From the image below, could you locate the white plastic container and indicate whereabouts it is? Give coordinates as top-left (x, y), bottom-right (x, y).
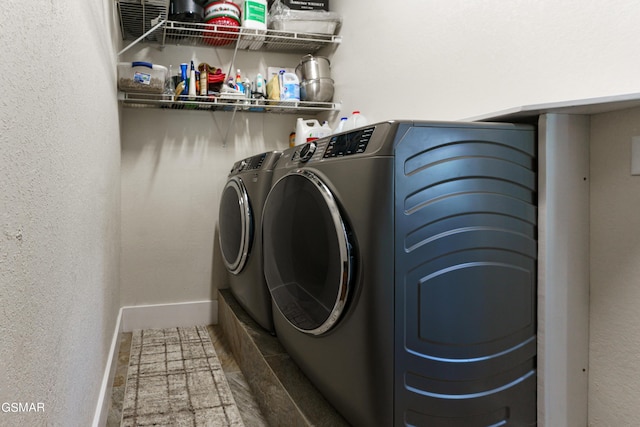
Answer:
top-left (269, 9), bottom-right (341, 34)
top-left (333, 117), bottom-right (347, 134)
top-left (242, 0), bottom-right (267, 29)
top-left (117, 62), bottom-right (168, 94)
top-left (309, 121), bottom-right (331, 140)
top-left (280, 72), bottom-right (300, 101)
top-left (239, 0), bottom-right (267, 48)
top-left (342, 110), bottom-right (368, 131)
top-left (295, 118), bottom-right (322, 146)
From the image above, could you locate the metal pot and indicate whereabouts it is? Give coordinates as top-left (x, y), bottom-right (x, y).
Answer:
top-left (300, 77), bottom-right (334, 102)
top-left (296, 55), bottom-right (332, 82)
top-left (169, 0), bottom-right (204, 23)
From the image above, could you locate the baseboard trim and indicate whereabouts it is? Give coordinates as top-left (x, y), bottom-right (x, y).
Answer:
top-left (121, 300), bottom-right (218, 332)
top-left (92, 306), bottom-right (124, 427)
top-left (92, 300), bottom-right (218, 426)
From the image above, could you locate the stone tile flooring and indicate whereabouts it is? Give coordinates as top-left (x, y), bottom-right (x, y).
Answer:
top-left (107, 290), bottom-right (346, 427)
top-left (107, 325), bottom-right (268, 426)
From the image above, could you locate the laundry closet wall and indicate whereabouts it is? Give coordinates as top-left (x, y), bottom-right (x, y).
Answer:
top-left (119, 45), bottom-right (297, 305)
top-left (0, 0), bottom-right (121, 425)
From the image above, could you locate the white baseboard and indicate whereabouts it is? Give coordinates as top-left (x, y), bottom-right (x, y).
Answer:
top-left (92, 306), bottom-right (124, 427)
top-left (121, 300), bottom-right (218, 332)
top-left (92, 300), bottom-right (218, 426)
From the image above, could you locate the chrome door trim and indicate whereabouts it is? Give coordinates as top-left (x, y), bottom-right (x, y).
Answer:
top-left (220, 176), bottom-right (252, 274)
top-left (267, 168), bottom-right (352, 336)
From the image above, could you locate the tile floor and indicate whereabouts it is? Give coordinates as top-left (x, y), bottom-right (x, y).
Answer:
top-left (107, 289), bottom-right (347, 427)
top-left (107, 323), bottom-right (268, 426)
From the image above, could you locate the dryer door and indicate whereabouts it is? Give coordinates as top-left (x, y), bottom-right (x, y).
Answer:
top-left (218, 176), bottom-right (252, 274)
top-left (262, 169), bottom-right (353, 336)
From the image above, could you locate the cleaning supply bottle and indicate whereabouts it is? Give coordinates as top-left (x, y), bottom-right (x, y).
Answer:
top-left (280, 71), bottom-right (300, 101)
top-left (180, 63), bottom-right (189, 95)
top-left (188, 61), bottom-right (197, 100)
top-left (236, 69), bottom-right (243, 93)
top-left (320, 120), bottom-right (332, 137)
top-left (343, 111), bottom-right (368, 131)
top-left (333, 117), bottom-right (348, 134)
top-left (255, 73), bottom-right (265, 97)
top-left (242, 0), bottom-right (267, 30)
top-left (199, 65), bottom-right (207, 96)
top-left (295, 118), bottom-right (322, 146)
top-left (289, 129), bottom-right (296, 148)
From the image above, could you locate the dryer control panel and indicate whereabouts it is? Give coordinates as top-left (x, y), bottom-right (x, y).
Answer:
top-left (290, 126), bottom-right (377, 164)
top-left (323, 127), bottom-right (375, 158)
top-left (230, 152), bottom-right (267, 174)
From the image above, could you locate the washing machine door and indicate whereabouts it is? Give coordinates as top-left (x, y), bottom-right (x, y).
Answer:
top-left (262, 169), bottom-right (353, 336)
top-left (219, 176), bottom-right (252, 274)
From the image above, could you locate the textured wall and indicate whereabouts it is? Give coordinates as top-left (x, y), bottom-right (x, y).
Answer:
top-left (330, 0), bottom-right (640, 122)
top-left (0, 0), bottom-right (120, 425)
top-left (589, 107), bottom-right (640, 425)
top-left (119, 45), bottom-right (293, 305)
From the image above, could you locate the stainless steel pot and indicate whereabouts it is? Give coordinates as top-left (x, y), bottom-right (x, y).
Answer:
top-left (296, 55), bottom-right (332, 81)
top-left (300, 77), bottom-right (334, 102)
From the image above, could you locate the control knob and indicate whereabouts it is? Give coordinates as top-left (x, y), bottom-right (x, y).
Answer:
top-left (298, 141), bottom-right (317, 162)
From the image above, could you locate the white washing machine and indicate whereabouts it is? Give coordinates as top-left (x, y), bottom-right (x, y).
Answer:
top-left (261, 121), bottom-right (538, 426)
top-left (218, 151), bottom-right (280, 332)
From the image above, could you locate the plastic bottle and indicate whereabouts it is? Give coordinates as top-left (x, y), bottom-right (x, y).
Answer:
top-left (343, 111), bottom-right (368, 131)
top-left (280, 72), bottom-right (300, 101)
top-left (180, 63), bottom-right (188, 95)
top-left (289, 130), bottom-right (296, 148)
top-left (188, 61), bottom-right (197, 100)
top-left (320, 120), bottom-right (332, 137)
top-left (242, 0), bottom-right (267, 30)
top-left (165, 64), bottom-right (175, 95)
top-left (295, 118), bottom-right (322, 146)
top-left (236, 69), bottom-right (243, 93)
top-left (333, 117), bottom-right (347, 134)
top-left (310, 122), bottom-right (331, 140)
top-left (255, 73), bottom-right (265, 97)
top-left (199, 65), bottom-right (207, 96)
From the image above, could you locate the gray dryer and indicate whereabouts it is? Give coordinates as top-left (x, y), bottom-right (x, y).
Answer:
top-left (261, 121), bottom-right (537, 426)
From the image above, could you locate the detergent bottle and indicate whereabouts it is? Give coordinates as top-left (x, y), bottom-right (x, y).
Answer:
top-left (295, 118), bottom-right (322, 146)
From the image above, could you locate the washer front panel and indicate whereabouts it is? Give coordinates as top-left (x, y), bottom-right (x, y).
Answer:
top-left (262, 169), bottom-right (352, 335)
top-left (219, 176), bottom-right (252, 274)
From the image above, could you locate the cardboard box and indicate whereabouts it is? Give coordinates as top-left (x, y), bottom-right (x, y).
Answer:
top-left (281, 0), bottom-right (329, 11)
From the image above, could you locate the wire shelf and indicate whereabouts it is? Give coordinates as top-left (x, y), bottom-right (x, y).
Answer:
top-left (116, 0), bottom-right (341, 53)
top-left (119, 92), bottom-right (340, 114)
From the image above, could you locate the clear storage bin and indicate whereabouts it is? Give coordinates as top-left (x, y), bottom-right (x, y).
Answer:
top-left (117, 62), bottom-right (168, 94)
top-left (268, 0), bottom-right (341, 35)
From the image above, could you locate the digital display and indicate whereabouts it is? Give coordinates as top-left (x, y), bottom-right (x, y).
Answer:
top-left (324, 127), bottom-right (374, 158)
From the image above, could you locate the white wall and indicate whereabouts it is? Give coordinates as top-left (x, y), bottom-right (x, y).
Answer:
top-left (120, 105), bottom-right (288, 304)
top-left (331, 0), bottom-right (640, 122)
top-left (119, 46), bottom-right (293, 305)
top-left (0, 0), bottom-right (120, 425)
top-left (589, 107), bottom-right (640, 425)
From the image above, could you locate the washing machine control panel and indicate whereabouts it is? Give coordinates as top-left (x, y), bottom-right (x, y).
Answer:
top-left (323, 127), bottom-right (375, 158)
top-left (232, 152), bottom-right (267, 174)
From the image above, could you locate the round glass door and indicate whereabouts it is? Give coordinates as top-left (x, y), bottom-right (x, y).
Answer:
top-left (218, 177), bottom-right (252, 274)
top-left (262, 169), bottom-right (353, 335)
